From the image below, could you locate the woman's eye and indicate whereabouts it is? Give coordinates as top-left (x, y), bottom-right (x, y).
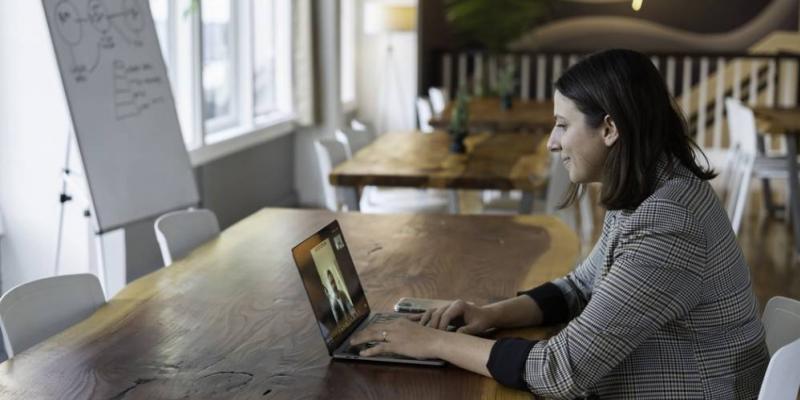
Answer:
top-left (555, 124), bottom-right (566, 129)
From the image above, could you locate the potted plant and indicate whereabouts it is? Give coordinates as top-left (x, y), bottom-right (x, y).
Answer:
top-left (496, 63), bottom-right (516, 110)
top-left (448, 89), bottom-right (470, 154)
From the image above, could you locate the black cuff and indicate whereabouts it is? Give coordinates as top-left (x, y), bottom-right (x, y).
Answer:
top-left (487, 337), bottom-right (537, 390)
top-left (518, 282), bottom-right (569, 325)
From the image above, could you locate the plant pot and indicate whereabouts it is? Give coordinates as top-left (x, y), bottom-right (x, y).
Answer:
top-left (500, 94), bottom-right (513, 110)
top-left (449, 132), bottom-right (467, 154)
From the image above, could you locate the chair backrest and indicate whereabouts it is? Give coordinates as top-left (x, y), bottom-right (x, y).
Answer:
top-left (762, 295), bottom-right (800, 356)
top-left (0, 273), bottom-right (105, 358)
top-left (723, 98), bottom-right (757, 235)
top-left (154, 208), bottom-right (220, 266)
top-left (416, 97), bottom-right (434, 133)
top-left (725, 98), bottom-right (759, 153)
top-left (314, 138), bottom-right (349, 211)
top-left (545, 153), bottom-right (572, 214)
top-left (334, 129), bottom-right (353, 159)
top-left (335, 128), bottom-right (372, 159)
top-left (350, 118), bottom-right (377, 139)
top-left (428, 87), bottom-right (447, 115)
top-left (758, 337), bottom-right (800, 400)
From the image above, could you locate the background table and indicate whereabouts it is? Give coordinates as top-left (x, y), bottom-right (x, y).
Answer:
top-left (330, 131), bottom-right (551, 213)
top-left (754, 106), bottom-right (800, 256)
top-left (429, 97), bottom-right (554, 132)
top-left (0, 208), bottom-right (579, 399)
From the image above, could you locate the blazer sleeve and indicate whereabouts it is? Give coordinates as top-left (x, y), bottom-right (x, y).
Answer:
top-left (518, 200), bottom-right (705, 398)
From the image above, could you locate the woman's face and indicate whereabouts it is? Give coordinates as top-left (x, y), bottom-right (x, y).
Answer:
top-left (548, 90), bottom-right (618, 183)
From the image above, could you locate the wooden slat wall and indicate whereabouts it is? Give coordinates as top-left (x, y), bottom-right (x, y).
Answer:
top-left (432, 51), bottom-right (799, 154)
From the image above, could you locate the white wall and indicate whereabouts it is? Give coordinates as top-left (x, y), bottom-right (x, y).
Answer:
top-left (356, 0), bottom-right (418, 134)
top-left (0, 2), bottom-right (93, 292)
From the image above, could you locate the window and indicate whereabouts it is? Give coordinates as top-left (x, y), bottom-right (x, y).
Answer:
top-left (252, 0), bottom-right (293, 122)
top-left (150, 0), bottom-right (170, 67)
top-left (201, 0), bottom-right (236, 130)
top-left (149, 0), bottom-right (294, 158)
top-left (252, 0), bottom-right (276, 116)
top-left (340, 0), bottom-right (356, 106)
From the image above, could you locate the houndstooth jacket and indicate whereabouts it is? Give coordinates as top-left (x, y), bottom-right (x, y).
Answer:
top-left (487, 159), bottom-right (770, 399)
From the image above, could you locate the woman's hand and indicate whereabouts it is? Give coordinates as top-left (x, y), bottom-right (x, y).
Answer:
top-left (413, 299), bottom-right (497, 335)
top-left (349, 317), bottom-right (446, 359)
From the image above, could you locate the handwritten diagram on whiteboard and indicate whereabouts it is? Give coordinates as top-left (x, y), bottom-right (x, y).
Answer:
top-left (55, 0), bottom-right (145, 79)
top-left (53, 0), bottom-right (166, 121)
top-left (42, 0), bottom-right (199, 233)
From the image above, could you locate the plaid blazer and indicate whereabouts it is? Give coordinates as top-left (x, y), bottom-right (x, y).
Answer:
top-left (487, 160), bottom-right (770, 399)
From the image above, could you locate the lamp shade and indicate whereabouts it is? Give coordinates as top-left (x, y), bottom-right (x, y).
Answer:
top-left (364, 3), bottom-right (417, 34)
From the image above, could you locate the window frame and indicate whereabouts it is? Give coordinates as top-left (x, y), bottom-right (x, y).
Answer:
top-left (150, 0), bottom-right (296, 165)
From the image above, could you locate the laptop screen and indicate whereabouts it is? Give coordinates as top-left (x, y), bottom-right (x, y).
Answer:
top-left (291, 220), bottom-right (370, 353)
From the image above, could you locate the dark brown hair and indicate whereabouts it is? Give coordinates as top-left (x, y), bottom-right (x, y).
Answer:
top-left (554, 49), bottom-right (716, 211)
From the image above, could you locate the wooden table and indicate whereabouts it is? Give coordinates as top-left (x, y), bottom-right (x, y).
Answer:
top-left (330, 131), bottom-right (551, 213)
top-left (429, 97), bottom-right (554, 132)
top-left (754, 106), bottom-right (800, 256)
top-left (0, 208), bottom-right (578, 399)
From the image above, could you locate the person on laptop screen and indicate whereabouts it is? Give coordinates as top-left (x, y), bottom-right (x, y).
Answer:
top-left (309, 236), bottom-right (358, 336)
top-left (324, 269), bottom-right (355, 324)
top-left (351, 49), bottom-right (769, 399)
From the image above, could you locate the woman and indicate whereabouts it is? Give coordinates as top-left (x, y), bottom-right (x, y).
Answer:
top-left (351, 49), bottom-right (769, 399)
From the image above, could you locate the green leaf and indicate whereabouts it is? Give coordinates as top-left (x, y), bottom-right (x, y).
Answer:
top-left (444, 0), bottom-right (553, 51)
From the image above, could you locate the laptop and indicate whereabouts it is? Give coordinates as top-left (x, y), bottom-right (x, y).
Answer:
top-left (291, 220), bottom-right (445, 366)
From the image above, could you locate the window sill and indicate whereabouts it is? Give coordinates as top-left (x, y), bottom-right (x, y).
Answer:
top-left (189, 114), bottom-right (296, 166)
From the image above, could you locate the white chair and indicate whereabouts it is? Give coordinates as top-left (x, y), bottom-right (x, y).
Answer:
top-left (315, 138), bottom-right (449, 214)
top-left (416, 97), bottom-right (435, 133)
top-left (350, 118), bottom-right (377, 140)
top-left (722, 98), bottom-right (757, 235)
top-left (154, 208), bottom-right (220, 266)
top-left (428, 87), bottom-right (448, 115)
top-left (0, 273), bottom-right (105, 358)
top-left (314, 138), bottom-right (353, 211)
top-left (725, 98), bottom-right (796, 219)
top-left (758, 337), bottom-right (800, 400)
top-left (762, 295), bottom-right (800, 356)
top-left (334, 128), bottom-right (372, 159)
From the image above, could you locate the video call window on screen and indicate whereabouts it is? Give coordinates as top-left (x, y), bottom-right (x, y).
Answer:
top-left (310, 236), bottom-right (358, 339)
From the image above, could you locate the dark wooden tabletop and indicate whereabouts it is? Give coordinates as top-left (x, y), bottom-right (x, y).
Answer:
top-left (0, 208), bottom-right (579, 399)
top-left (330, 131), bottom-right (551, 191)
top-left (753, 106), bottom-right (800, 134)
top-left (430, 97), bottom-right (554, 132)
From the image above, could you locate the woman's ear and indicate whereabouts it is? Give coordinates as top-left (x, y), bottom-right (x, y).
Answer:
top-left (602, 115), bottom-right (619, 147)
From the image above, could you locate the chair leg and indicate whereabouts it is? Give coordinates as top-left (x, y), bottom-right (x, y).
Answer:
top-left (761, 178), bottom-right (777, 218)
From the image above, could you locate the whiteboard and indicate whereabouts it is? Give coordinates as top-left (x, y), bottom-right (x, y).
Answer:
top-left (42, 0), bottom-right (199, 233)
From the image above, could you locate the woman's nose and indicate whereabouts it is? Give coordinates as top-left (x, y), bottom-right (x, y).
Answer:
top-left (547, 132), bottom-right (562, 152)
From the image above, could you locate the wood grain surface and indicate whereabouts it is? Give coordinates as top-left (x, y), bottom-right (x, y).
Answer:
top-left (0, 208), bottom-right (578, 400)
top-left (330, 131), bottom-right (551, 191)
top-left (753, 106), bottom-right (800, 134)
top-left (429, 98), bottom-right (554, 132)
